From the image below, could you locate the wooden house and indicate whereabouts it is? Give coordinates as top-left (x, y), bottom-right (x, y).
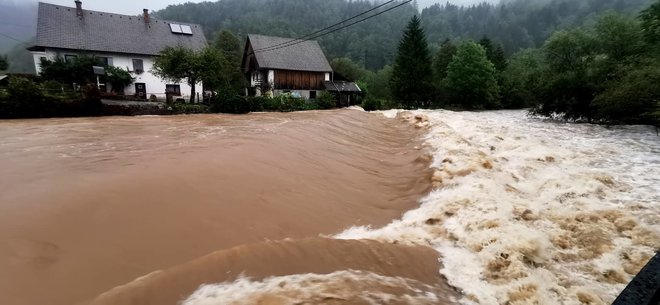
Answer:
top-left (242, 34), bottom-right (333, 99)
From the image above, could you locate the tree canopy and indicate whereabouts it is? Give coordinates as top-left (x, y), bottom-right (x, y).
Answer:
top-left (444, 41), bottom-right (500, 109)
top-left (39, 55), bottom-right (134, 91)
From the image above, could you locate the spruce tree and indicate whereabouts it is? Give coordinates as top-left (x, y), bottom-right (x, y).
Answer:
top-left (390, 15), bottom-right (434, 109)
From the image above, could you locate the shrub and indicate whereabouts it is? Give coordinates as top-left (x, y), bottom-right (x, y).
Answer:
top-left (210, 93), bottom-right (251, 114)
top-left (263, 93), bottom-right (306, 112)
top-left (171, 102), bottom-right (210, 114)
top-left (246, 96), bottom-right (270, 112)
top-left (361, 96), bottom-right (382, 111)
top-left (314, 91), bottom-right (337, 109)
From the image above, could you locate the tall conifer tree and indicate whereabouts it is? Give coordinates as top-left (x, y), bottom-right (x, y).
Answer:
top-left (390, 15), bottom-right (434, 109)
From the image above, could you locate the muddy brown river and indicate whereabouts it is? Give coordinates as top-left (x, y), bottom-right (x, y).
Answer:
top-left (0, 110), bottom-right (453, 305)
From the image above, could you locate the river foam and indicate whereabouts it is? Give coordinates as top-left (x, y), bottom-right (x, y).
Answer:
top-left (336, 110), bottom-right (660, 305)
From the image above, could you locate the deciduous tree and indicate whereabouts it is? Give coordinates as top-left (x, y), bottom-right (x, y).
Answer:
top-left (153, 47), bottom-right (225, 102)
top-left (444, 41), bottom-right (500, 109)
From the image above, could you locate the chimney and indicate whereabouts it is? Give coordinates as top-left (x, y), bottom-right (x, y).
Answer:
top-left (143, 9), bottom-right (150, 24)
top-left (74, 0), bottom-right (83, 17)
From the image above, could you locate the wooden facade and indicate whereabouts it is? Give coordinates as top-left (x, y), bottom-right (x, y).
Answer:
top-left (274, 70), bottom-right (326, 90)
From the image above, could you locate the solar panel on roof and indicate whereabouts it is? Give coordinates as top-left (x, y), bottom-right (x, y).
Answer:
top-left (180, 25), bottom-right (193, 35)
top-left (169, 23), bottom-right (182, 33)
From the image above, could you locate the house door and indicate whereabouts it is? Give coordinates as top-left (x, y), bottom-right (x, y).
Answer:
top-left (135, 83), bottom-right (146, 99)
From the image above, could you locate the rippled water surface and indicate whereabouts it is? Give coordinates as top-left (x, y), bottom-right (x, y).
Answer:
top-left (1, 109), bottom-right (658, 305)
top-left (339, 110), bottom-right (660, 305)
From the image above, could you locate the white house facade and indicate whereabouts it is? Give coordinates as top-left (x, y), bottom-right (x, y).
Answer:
top-left (29, 1), bottom-right (207, 101)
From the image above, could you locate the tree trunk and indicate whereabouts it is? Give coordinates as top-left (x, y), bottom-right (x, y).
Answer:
top-left (189, 78), bottom-right (196, 103)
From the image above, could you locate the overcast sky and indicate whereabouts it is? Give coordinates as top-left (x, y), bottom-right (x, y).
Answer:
top-left (5, 0), bottom-right (496, 15)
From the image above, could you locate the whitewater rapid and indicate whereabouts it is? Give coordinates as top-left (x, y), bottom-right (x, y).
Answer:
top-left (335, 109), bottom-right (660, 305)
top-left (175, 109), bottom-right (660, 305)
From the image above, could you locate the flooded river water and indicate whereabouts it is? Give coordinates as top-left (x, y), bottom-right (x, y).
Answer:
top-left (0, 109), bottom-right (658, 305)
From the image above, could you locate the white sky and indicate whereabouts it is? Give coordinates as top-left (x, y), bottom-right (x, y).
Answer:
top-left (5, 0), bottom-right (497, 15)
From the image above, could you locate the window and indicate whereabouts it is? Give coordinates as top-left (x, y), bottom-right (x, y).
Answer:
top-left (132, 59), bottom-right (144, 74)
top-left (309, 91), bottom-right (317, 99)
top-left (65, 54), bottom-right (77, 62)
top-left (165, 84), bottom-right (181, 96)
top-left (97, 57), bottom-right (113, 66)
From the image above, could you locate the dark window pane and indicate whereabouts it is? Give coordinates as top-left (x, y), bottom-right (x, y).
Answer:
top-left (132, 59), bottom-right (144, 73)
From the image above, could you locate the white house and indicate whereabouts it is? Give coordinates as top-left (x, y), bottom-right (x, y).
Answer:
top-left (28, 1), bottom-right (207, 100)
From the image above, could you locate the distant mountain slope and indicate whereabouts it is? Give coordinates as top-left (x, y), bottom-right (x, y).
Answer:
top-left (421, 0), bottom-right (653, 52)
top-left (155, 0), bottom-right (417, 70)
top-left (155, 0), bottom-right (653, 69)
top-left (2, 0), bottom-right (652, 73)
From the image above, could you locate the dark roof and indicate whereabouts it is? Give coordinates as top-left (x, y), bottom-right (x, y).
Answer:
top-left (247, 34), bottom-right (332, 72)
top-left (33, 2), bottom-right (207, 56)
top-left (323, 81), bottom-right (362, 93)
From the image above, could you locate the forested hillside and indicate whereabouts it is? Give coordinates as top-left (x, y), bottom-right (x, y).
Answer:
top-left (422, 0), bottom-right (652, 52)
top-left (155, 0), bottom-right (416, 70)
top-left (155, 0), bottom-right (652, 69)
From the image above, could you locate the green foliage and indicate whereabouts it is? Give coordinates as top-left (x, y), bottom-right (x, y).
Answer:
top-left (153, 46), bottom-right (230, 102)
top-left (360, 65), bottom-right (392, 100)
top-left (154, 0), bottom-right (647, 70)
top-left (40, 55), bottom-right (102, 85)
top-left (267, 93), bottom-right (307, 112)
top-left (640, 0), bottom-right (660, 44)
top-left (444, 41), bottom-right (500, 109)
top-left (421, 0), bottom-right (650, 54)
top-left (433, 39), bottom-right (457, 82)
top-left (211, 93), bottom-right (314, 114)
top-left (595, 13), bottom-right (645, 62)
top-left (171, 102), bottom-right (210, 114)
top-left (40, 55), bottom-right (135, 95)
top-left (0, 54), bottom-right (8, 71)
top-left (330, 57), bottom-right (366, 81)
top-left (156, 0), bottom-right (417, 70)
top-left (0, 77), bottom-right (101, 119)
top-left (500, 49), bottom-right (544, 109)
top-left (210, 92), bottom-right (251, 114)
top-left (105, 65), bottom-right (135, 90)
top-left (479, 36), bottom-right (508, 71)
top-left (211, 30), bottom-right (246, 94)
top-left (390, 16), bottom-right (435, 109)
top-left (518, 3), bottom-right (660, 126)
top-left (543, 28), bottom-right (597, 74)
top-left (593, 61), bottom-right (660, 124)
top-left (361, 96), bottom-right (382, 111)
top-left (6, 76), bottom-right (44, 114)
top-left (214, 29), bottom-right (242, 61)
top-left (315, 91), bottom-right (337, 109)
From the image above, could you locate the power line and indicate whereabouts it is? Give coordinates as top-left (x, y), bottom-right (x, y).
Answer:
top-left (0, 32), bottom-right (32, 46)
top-left (253, 0), bottom-right (412, 54)
top-left (253, 0), bottom-right (399, 53)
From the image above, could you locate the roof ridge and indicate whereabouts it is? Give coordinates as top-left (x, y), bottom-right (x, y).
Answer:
top-left (37, 2), bottom-right (203, 26)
